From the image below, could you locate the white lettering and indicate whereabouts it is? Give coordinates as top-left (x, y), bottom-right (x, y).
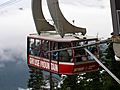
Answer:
top-left (88, 65), bottom-right (96, 69)
top-left (29, 58), bottom-right (40, 67)
top-left (51, 63), bottom-right (58, 72)
top-left (29, 57), bottom-right (58, 72)
top-left (74, 67), bottom-right (84, 72)
top-left (40, 61), bottom-right (50, 69)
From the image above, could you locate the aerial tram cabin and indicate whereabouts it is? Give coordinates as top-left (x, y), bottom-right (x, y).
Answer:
top-left (28, 0), bottom-right (99, 75)
top-left (27, 33), bottom-right (99, 75)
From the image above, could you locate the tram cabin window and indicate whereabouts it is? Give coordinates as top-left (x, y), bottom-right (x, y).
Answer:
top-left (29, 38), bottom-right (50, 58)
top-left (41, 40), bottom-right (49, 59)
top-left (73, 40), bottom-right (98, 62)
top-left (58, 42), bottom-right (73, 62)
top-left (74, 48), bottom-right (87, 62)
top-left (29, 39), bottom-right (40, 56)
top-left (59, 50), bottom-right (69, 62)
top-left (88, 46), bottom-right (99, 60)
top-left (51, 42), bottom-right (59, 60)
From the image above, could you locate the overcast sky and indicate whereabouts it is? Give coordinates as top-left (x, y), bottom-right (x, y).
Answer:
top-left (0, 0), bottom-right (113, 61)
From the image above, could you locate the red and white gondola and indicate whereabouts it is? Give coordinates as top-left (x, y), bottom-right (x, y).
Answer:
top-left (27, 34), bottom-right (99, 75)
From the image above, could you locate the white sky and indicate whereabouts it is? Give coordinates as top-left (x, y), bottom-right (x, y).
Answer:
top-left (0, 0), bottom-right (113, 61)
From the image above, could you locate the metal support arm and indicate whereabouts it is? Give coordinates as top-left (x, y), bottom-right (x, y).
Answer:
top-left (85, 48), bottom-right (120, 85)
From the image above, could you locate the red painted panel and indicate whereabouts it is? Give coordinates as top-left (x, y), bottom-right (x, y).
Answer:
top-left (59, 64), bottom-right (74, 74)
top-left (73, 62), bottom-right (99, 73)
top-left (28, 55), bottom-right (99, 75)
top-left (58, 62), bottom-right (99, 75)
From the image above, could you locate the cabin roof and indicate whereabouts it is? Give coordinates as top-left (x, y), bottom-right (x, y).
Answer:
top-left (28, 33), bottom-right (98, 42)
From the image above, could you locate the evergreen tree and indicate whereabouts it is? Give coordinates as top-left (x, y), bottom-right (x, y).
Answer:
top-left (28, 66), bottom-right (45, 90)
top-left (103, 43), bottom-right (120, 90)
top-left (60, 75), bottom-right (80, 90)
